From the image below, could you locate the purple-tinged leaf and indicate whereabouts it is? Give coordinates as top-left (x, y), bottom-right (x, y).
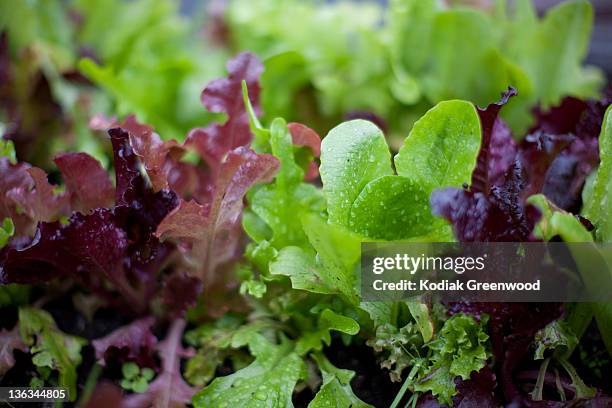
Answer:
top-left (517, 132), bottom-right (574, 199)
top-left (0, 325), bottom-right (27, 376)
top-left (186, 52), bottom-right (263, 168)
top-left (530, 90), bottom-right (612, 211)
top-left (161, 272), bottom-right (203, 318)
top-left (54, 152), bottom-right (114, 212)
top-left (0, 158), bottom-right (38, 236)
top-left (432, 162), bottom-right (540, 242)
top-left (471, 87), bottom-right (517, 193)
top-left (156, 147), bottom-right (278, 316)
top-left (288, 122), bottom-right (321, 180)
top-left (122, 319), bottom-right (196, 408)
top-left (0, 129), bottom-right (178, 313)
top-left (92, 317), bottom-right (157, 368)
top-left (156, 148), bottom-right (278, 273)
top-left (110, 128), bottom-right (146, 207)
top-left (417, 367), bottom-right (499, 408)
top-left (5, 167), bottom-right (69, 225)
top-left (84, 381), bottom-right (124, 408)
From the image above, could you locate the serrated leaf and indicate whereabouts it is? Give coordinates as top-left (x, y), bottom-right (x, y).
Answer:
top-left (296, 309), bottom-right (359, 355)
top-left (308, 354), bottom-right (372, 408)
top-left (533, 321), bottom-right (578, 360)
top-left (414, 314), bottom-right (489, 405)
top-left (270, 247), bottom-right (335, 294)
top-left (301, 214), bottom-right (361, 304)
top-left (193, 334), bottom-right (306, 408)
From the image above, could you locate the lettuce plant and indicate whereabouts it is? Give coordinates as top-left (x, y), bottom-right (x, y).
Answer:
top-left (225, 0), bottom-right (602, 137)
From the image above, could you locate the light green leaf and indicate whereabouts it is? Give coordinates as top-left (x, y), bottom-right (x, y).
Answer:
top-left (511, 0), bottom-right (601, 108)
top-left (407, 301), bottom-right (434, 343)
top-left (580, 106), bottom-right (612, 357)
top-left (528, 194), bottom-right (593, 242)
top-left (394, 100), bottom-right (481, 192)
top-left (301, 214), bottom-right (362, 304)
top-left (296, 309), bottom-right (359, 355)
top-left (359, 302), bottom-right (394, 328)
top-left (320, 120), bottom-right (392, 228)
top-left (0, 140), bottom-right (17, 164)
top-left (0, 218), bottom-right (15, 248)
top-left (248, 118), bottom-right (325, 249)
top-left (534, 321), bottom-right (578, 360)
top-left (348, 175), bottom-right (438, 240)
top-left (584, 105), bottom-right (612, 242)
top-left (192, 334), bottom-right (306, 408)
top-left (309, 354), bottom-right (373, 408)
top-left (270, 247), bottom-right (335, 294)
top-left (18, 307), bottom-right (85, 401)
top-left (414, 314), bottom-right (489, 405)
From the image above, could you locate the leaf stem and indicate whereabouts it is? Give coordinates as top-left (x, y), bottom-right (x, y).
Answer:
top-left (531, 357), bottom-right (550, 401)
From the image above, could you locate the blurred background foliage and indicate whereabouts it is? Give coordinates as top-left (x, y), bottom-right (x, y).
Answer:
top-left (0, 0), bottom-right (609, 167)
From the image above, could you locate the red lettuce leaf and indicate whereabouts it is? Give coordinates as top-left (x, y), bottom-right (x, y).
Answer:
top-left (186, 52), bottom-right (263, 168)
top-left (432, 161), bottom-right (541, 242)
top-left (530, 89), bottom-right (612, 211)
top-left (288, 122), bottom-right (321, 180)
top-left (122, 319), bottom-right (196, 408)
top-left (54, 152), bottom-right (114, 212)
top-left (92, 317), bottom-right (157, 368)
top-left (156, 147), bottom-right (278, 316)
top-left (0, 129), bottom-right (178, 313)
top-left (471, 87), bottom-right (517, 193)
top-left (0, 325), bottom-right (27, 376)
top-left (0, 158), bottom-right (41, 236)
top-left (517, 132), bottom-right (574, 199)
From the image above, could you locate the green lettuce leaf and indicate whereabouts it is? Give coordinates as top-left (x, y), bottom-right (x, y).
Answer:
top-left (320, 119), bottom-right (392, 228)
top-left (18, 307), bottom-right (86, 401)
top-left (192, 333), bottom-right (306, 408)
top-left (308, 354), bottom-right (372, 408)
top-left (413, 314), bottom-right (489, 406)
top-left (394, 100), bottom-right (481, 191)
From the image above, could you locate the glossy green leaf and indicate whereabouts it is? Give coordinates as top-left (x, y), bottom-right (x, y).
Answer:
top-left (301, 214), bottom-right (362, 304)
top-left (394, 100), bottom-right (481, 191)
top-left (309, 354), bottom-right (372, 408)
top-left (320, 120), bottom-right (392, 228)
top-left (584, 105), bottom-right (612, 242)
top-left (528, 194), bottom-right (593, 242)
top-left (348, 175), bottom-right (439, 240)
top-left (192, 334), bottom-right (306, 408)
top-left (269, 247), bottom-right (335, 294)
